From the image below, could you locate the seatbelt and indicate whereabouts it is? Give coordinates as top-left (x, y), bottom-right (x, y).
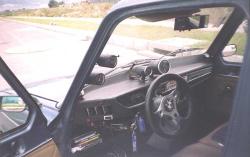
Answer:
top-left (223, 19), bottom-right (250, 157)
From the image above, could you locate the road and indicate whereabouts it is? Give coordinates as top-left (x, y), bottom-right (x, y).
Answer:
top-left (0, 105), bottom-right (58, 134)
top-left (0, 19), bottom-right (89, 90)
top-left (0, 111), bottom-right (20, 133)
top-left (0, 19), bottom-right (148, 100)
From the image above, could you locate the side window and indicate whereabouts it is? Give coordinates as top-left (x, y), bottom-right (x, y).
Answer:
top-left (0, 74), bottom-right (29, 134)
top-left (222, 20), bottom-right (247, 63)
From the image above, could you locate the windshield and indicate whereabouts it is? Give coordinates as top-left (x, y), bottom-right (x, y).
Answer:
top-left (103, 7), bottom-right (234, 58)
top-left (96, 7), bottom-right (245, 73)
top-left (0, 3), bottom-right (246, 104)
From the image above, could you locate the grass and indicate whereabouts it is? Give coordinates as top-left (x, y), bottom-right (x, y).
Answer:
top-left (10, 17), bottom-right (100, 31)
top-left (229, 33), bottom-right (246, 55)
top-left (115, 24), bottom-right (246, 55)
top-left (0, 3), bottom-right (112, 18)
top-left (9, 17), bottom-right (246, 55)
top-left (2, 104), bottom-right (25, 112)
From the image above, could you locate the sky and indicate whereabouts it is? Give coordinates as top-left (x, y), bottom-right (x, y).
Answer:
top-left (0, 0), bottom-right (82, 11)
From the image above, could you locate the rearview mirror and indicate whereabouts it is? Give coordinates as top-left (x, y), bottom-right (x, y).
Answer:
top-left (174, 15), bottom-right (209, 31)
top-left (222, 44), bottom-right (237, 57)
top-left (0, 96), bottom-right (26, 112)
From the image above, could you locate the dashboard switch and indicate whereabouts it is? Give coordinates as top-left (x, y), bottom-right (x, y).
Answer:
top-left (104, 115), bottom-right (113, 121)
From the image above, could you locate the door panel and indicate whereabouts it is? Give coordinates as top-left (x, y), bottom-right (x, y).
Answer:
top-left (205, 75), bottom-right (238, 119)
top-left (0, 121), bottom-right (51, 157)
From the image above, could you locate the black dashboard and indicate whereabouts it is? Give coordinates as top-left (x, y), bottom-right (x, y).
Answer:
top-left (75, 54), bottom-right (213, 127)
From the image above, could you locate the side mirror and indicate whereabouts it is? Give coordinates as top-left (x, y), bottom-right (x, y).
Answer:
top-left (0, 96), bottom-right (26, 112)
top-left (222, 44), bottom-right (237, 57)
top-left (174, 15), bottom-right (209, 31)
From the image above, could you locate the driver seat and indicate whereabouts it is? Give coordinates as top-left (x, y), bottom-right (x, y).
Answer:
top-left (172, 124), bottom-right (227, 157)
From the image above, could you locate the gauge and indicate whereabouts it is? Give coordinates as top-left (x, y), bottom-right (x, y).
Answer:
top-left (86, 73), bottom-right (105, 85)
top-left (150, 60), bottom-right (170, 74)
top-left (130, 65), bottom-right (152, 80)
top-left (97, 54), bottom-right (118, 68)
top-left (144, 66), bottom-right (153, 76)
top-left (158, 60), bottom-right (170, 74)
top-left (156, 83), bottom-right (167, 95)
top-left (156, 80), bottom-right (177, 95)
top-left (166, 80), bottom-right (177, 91)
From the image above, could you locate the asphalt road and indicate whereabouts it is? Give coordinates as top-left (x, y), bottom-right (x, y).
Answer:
top-left (0, 106), bottom-right (58, 133)
top-left (0, 111), bottom-right (20, 133)
top-left (0, 19), bottom-right (148, 99)
top-left (0, 19), bottom-right (90, 91)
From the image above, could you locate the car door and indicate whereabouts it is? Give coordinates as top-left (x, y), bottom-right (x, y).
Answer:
top-left (203, 18), bottom-right (247, 121)
top-left (0, 57), bottom-right (60, 157)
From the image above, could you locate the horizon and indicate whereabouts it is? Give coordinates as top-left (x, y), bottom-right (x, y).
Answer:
top-left (0, 0), bottom-right (83, 12)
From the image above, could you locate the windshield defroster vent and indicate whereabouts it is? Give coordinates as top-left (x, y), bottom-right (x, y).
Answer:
top-left (187, 66), bottom-right (212, 82)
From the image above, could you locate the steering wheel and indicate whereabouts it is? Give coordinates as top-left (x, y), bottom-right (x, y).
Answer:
top-left (145, 73), bottom-right (193, 138)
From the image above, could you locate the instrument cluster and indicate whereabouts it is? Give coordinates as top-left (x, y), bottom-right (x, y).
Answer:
top-left (129, 59), bottom-right (170, 81)
top-left (156, 80), bottom-right (177, 95)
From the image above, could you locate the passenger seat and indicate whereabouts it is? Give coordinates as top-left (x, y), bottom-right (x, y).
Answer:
top-left (172, 124), bottom-right (227, 157)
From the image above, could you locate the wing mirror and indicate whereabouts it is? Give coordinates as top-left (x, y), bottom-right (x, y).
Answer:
top-left (222, 44), bottom-right (237, 57)
top-left (0, 96), bottom-right (26, 112)
top-left (174, 15), bottom-right (209, 31)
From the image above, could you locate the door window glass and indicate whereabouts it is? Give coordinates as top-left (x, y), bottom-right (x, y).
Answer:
top-left (222, 20), bottom-right (247, 63)
top-left (0, 74), bottom-right (29, 134)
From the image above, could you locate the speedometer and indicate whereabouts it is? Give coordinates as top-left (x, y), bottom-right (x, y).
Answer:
top-left (158, 60), bottom-right (170, 74)
top-left (166, 80), bottom-right (177, 91)
top-left (156, 80), bottom-right (177, 95)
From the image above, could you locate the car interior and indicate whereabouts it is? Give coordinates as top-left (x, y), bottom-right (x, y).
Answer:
top-left (64, 6), bottom-right (246, 157)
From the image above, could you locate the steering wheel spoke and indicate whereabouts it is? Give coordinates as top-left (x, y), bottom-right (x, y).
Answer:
top-left (153, 96), bottom-right (164, 114)
top-left (159, 111), bottom-right (181, 135)
top-left (173, 108), bottom-right (180, 118)
top-left (169, 108), bottom-right (181, 123)
top-left (170, 116), bottom-right (181, 130)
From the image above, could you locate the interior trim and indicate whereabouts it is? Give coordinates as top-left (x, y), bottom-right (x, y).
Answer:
top-left (20, 138), bottom-right (54, 157)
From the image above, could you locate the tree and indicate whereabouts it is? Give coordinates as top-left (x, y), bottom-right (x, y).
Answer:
top-left (48, 0), bottom-right (59, 8)
top-left (58, 1), bottom-right (65, 5)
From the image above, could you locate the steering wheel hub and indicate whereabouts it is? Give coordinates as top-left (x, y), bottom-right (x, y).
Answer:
top-left (163, 97), bottom-right (174, 112)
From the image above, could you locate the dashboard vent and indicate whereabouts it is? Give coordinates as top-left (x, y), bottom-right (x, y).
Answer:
top-left (86, 107), bottom-right (96, 116)
top-left (187, 67), bottom-right (212, 82)
top-left (85, 105), bottom-right (112, 116)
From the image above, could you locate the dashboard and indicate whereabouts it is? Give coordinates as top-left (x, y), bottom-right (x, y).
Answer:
top-left (75, 54), bottom-right (213, 128)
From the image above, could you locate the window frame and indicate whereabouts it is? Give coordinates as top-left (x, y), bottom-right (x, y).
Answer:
top-left (0, 57), bottom-right (47, 144)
